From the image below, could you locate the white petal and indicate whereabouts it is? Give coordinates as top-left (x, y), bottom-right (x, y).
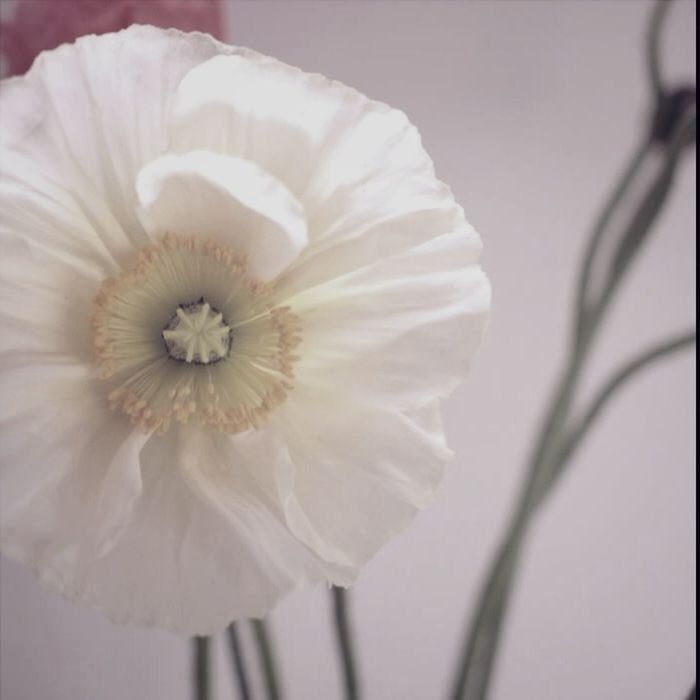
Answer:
top-left (0, 151), bottom-right (124, 277)
top-left (0, 150), bottom-right (121, 367)
top-left (0, 26), bottom-right (234, 262)
top-left (169, 53), bottom-right (433, 207)
top-left (0, 234), bottom-right (97, 364)
top-left (271, 396), bottom-right (452, 567)
top-left (288, 231), bottom-right (491, 411)
top-left (0, 375), bottom-right (147, 569)
top-left (179, 427), bottom-right (352, 585)
top-left (136, 150), bottom-right (307, 281)
top-left (277, 171), bottom-right (482, 296)
top-left (6, 427), bottom-right (344, 635)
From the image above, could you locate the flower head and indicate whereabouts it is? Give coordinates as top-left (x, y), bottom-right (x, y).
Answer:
top-left (0, 26), bottom-right (490, 634)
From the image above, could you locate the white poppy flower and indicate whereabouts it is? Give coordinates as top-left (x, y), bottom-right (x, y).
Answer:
top-left (0, 26), bottom-right (490, 634)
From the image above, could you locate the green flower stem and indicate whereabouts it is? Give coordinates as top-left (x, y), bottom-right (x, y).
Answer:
top-left (554, 331), bottom-right (696, 475)
top-left (529, 111), bottom-right (696, 514)
top-left (448, 532), bottom-right (523, 700)
top-left (193, 636), bottom-right (210, 700)
top-left (574, 139), bottom-right (651, 343)
top-left (591, 109), bottom-right (696, 336)
top-left (226, 623), bottom-right (252, 700)
top-left (331, 586), bottom-right (361, 700)
top-left (449, 194), bottom-right (693, 700)
top-left (252, 619), bottom-right (282, 700)
top-left (576, 105), bottom-right (695, 348)
top-left (448, 10), bottom-right (695, 694)
top-left (447, 340), bottom-right (584, 700)
top-left (647, 0), bottom-right (673, 101)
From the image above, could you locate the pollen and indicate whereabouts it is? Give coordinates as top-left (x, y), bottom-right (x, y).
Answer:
top-left (91, 234), bottom-right (301, 435)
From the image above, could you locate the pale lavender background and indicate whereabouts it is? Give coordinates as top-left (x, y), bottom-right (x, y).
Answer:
top-left (0, 1), bottom-right (696, 699)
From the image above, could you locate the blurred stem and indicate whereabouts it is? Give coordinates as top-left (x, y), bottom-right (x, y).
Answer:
top-left (449, 157), bottom-right (694, 700)
top-left (592, 109), bottom-right (696, 336)
top-left (331, 587), bottom-right (361, 700)
top-left (226, 623), bottom-right (252, 700)
top-left (554, 331), bottom-right (695, 475)
top-left (647, 0), bottom-right (673, 101)
top-left (574, 139), bottom-right (651, 343)
top-left (193, 637), bottom-right (210, 700)
top-left (252, 619), bottom-right (282, 700)
top-left (575, 105), bottom-right (695, 347)
top-left (685, 684), bottom-right (696, 700)
top-left (449, 6), bottom-right (694, 695)
top-left (447, 338), bottom-right (583, 700)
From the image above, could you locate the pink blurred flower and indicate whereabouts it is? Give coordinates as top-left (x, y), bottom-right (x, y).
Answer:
top-left (0, 0), bottom-right (223, 78)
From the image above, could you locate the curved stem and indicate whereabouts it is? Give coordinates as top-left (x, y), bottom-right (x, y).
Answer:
top-left (332, 587), bottom-right (361, 700)
top-left (252, 619), bottom-right (282, 700)
top-left (226, 623), bottom-right (252, 700)
top-left (574, 140), bottom-right (651, 342)
top-left (193, 637), bottom-right (211, 700)
top-left (577, 0), bottom-right (681, 343)
top-left (449, 534), bottom-right (523, 700)
top-left (555, 331), bottom-right (695, 473)
top-left (449, 35), bottom-right (695, 700)
top-left (647, 0), bottom-right (673, 102)
top-left (449, 329), bottom-right (696, 700)
top-left (594, 110), bottom-right (696, 336)
top-left (448, 343), bottom-right (586, 700)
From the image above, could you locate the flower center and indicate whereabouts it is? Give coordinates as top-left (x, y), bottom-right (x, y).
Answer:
top-left (91, 234), bottom-right (301, 435)
top-left (162, 300), bottom-right (232, 364)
